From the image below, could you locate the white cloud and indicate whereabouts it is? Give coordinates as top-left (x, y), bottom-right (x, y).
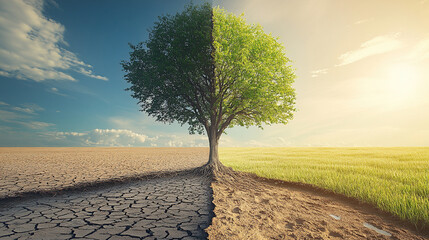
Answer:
top-left (47, 87), bottom-right (66, 96)
top-left (12, 103), bottom-right (44, 115)
top-left (52, 129), bottom-right (147, 147)
top-left (311, 68), bottom-right (328, 78)
top-left (56, 131), bottom-right (87, 137)
top-left (108, 115), bottom-right (209, 147)
top-left (0, 0), bottom-right (107, 82)
top-left (0, 109), bottom-right (27, 122)
top-left (0, 108), bottom-right (54, 130)
top-left (0, 101), bottom-right (9, 106)
top-left (337, 33), bottom-right (403, 66)
top-left (78, 68), bottom-right (108, 81)
top-left (168, 139), bottom-right (183, 147)
top-left (0, 103), bottom-right (53, 130)
top-left (12, 107), bottom-right (36, 114)
top-left (46, 128), bottom-right (209, 147)
top-left (19, 121), bottom-right (54, 129)
top-left (87, 129), bottom-right (147, 146)
top-left (0, 70), bottom-right (11, 77)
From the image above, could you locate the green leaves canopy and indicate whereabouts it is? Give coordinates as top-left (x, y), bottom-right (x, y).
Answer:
top-left (122, 3), bottom-right (214, 135)
top-left (122, 4), bottom-right (296, 139)
top-left (213, 7), bottom-right (296, 134)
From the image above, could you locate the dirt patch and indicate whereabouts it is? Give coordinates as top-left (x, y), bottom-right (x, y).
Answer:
top-left (0, 147), bottom-right (208, 199)
top-left (207, 171), bottom-right (429, 240)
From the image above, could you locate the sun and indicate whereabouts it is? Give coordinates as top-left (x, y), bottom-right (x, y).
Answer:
top-left (387, 63), bottom-right (418, 94)
top-left (384, 62), bottom-right (419, 105)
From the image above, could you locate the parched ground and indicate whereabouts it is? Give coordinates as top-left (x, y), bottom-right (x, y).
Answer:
top-left (207, 171), bottom-right (429, 240)
top-left (0, 147), bottom-right (208, 199)
top-left (0, 173), bottom-right (213, 239)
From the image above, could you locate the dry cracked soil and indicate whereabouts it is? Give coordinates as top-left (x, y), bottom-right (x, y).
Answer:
top-left (0, 173), bottom-right (213, 240)
top-left (0, 148), bottom-right (212, 240)
top-left (0, 147), bottom-right (208, 199)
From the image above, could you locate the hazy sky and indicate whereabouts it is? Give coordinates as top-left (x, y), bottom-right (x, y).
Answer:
top-left (0, 0), bottom-right (428, 147)
top-left (216, 0), bottom-right (429, 147)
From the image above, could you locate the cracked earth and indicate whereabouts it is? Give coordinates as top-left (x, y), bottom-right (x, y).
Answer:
top-left (0, 148), bottom-right (208, 199)
top-left (0, 173), bottom-right (213, 240)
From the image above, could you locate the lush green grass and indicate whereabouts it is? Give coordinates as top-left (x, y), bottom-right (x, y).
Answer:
top-left (219, 147), bottom-right (429, 227)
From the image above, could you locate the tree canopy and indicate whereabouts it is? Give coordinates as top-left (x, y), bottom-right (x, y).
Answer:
top-left (212, 7), bottom-right (296, 135)
top-left (122, 4), bottom-right (296, 171)
top-left (122, 3), bottom-right (214, 135)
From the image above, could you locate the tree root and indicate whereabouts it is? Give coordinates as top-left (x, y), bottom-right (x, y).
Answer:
top-left (193, 161), bottom-right (243, 187)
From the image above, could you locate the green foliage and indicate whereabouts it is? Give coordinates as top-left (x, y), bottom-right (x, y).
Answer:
top-left (122, 4), bottom-right (296, 139)
top-left (122, 3), bottom-right (214, 134)
top-left (220, 147), bottom-right (429, 227)
top-left (213, 8), bottom-right (296, 132)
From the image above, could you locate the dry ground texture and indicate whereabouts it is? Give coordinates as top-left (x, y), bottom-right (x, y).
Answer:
top-left (207, 171), bottom-right (429, 240)
top-left (0, 173), bottom-right (213, 239)
top-left (0, 147), bottom-right (208, 199)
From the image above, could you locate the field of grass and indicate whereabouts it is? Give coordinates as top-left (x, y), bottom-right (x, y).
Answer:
top-left (219, 147), bottom-right (429, 227)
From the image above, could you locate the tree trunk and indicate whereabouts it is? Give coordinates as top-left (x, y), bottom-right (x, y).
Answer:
top-left (208, 133), bottom-right (222, 171)
top-left (199, 127), bottom-right (229, 176)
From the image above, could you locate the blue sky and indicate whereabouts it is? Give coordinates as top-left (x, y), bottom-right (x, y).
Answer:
top-left (1, 0), bottom-right (429, 147)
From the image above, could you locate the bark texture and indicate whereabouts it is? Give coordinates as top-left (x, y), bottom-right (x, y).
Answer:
top-left (196, 127), bottom-right (231, 177)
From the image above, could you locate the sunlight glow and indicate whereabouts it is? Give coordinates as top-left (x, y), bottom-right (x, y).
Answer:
top-left (383, 63), bottom-right (419, 107)
top-left (388, 63), bottom-right (418, 93)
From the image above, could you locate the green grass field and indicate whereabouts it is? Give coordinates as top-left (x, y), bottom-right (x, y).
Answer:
top-left (219, 147), bottom-right (429, 227)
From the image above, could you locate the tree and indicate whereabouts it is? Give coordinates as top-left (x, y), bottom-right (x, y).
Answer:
top-left (122, 4), bottom-right (296, 174)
